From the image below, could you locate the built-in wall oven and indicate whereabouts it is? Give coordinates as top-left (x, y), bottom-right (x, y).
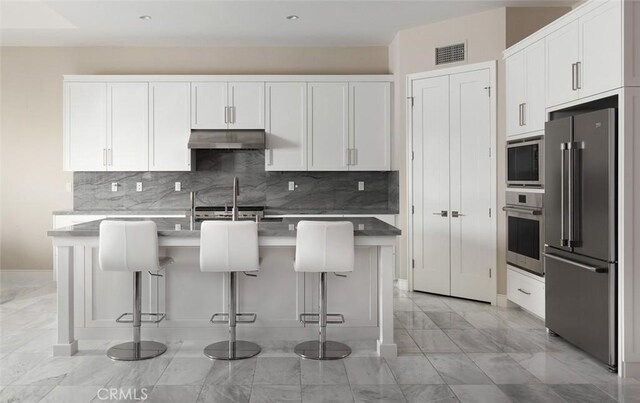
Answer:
top-left (503, 191), bottom-right (544, 276)
top-left (507, 138), bottom-right (543, 187)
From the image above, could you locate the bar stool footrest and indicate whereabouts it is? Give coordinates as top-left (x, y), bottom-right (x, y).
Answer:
top-left (115, 312), bottom-right (166, 324)
top-left (210, 312), bottom-right (257, 324)
top-left (299, 313), bottom-right (345, 324)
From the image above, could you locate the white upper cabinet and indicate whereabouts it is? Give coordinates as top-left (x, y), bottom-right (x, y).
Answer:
top-left (506, 50), bottom-right (526, 136)
top-left (546, 20), bottom-right (580, 107)
top-left (107, 83), bottom-right (149, 171)
top-left (307, 82), bottom-right (349, 171)
top-left (506, 40), bottom-right (545, 137)
top-left (265, 82), bottom-right (307, 171)
top-left (524, 40), bottom-right (546, 133)
top-left (545, 0), bottom-right (622, 107)
top-left (64, 82), bottom-right (107, 171)
top-left (149, 82), bottom-right (192, 171)
top-left (191, 82), bottom-right (264, 129)
top-left (64, 76), bottom-right (392, 172)
top-left (349, 82), bottom-right (391, 171)
top-left (579, 1), bottom-right (622, 97)
top-left (191, 82), bottom-right (228, 129)
top-left (229, 82), bottom-right (265, 129)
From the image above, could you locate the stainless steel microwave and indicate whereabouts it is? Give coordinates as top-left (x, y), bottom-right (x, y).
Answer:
top-left (506, 138), bottom-right (544, 187)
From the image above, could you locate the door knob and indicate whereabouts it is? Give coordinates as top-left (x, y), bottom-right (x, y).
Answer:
top-left (451, 211), bottom-right (465, 218)
top-left (432, 211), bottom-right (448, 217)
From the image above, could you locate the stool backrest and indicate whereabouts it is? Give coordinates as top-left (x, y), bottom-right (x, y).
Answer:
top-left (294, 221), bottom-right (354, 273)
top-left (99, 220), bottom-right (159, 272)
top-left (200, 221), bottom-right (260, 272)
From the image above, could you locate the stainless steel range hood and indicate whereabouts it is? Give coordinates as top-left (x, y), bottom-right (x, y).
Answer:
top-left (187, 129), bottom-right (265, 150)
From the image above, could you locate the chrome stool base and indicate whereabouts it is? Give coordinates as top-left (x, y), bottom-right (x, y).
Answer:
top-left (294, 340), bottom-right (351, 360)
top-left (106, 341), bottom-right (167, 361)
top-left (204, 340), bottom-right (261, 360)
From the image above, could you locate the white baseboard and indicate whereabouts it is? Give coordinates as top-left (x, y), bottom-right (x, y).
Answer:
top-left (396, 279), bottom-right (409, 291)
top-left (496, 293), bottom-right (517, 308)
top-left (0, 270), bottom-right (54, 287)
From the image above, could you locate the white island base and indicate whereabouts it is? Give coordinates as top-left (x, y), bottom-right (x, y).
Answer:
top-left (52, 235), bottom-right (397, 358)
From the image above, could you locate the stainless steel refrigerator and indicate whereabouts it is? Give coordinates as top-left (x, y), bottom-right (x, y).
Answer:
top-left (544, 108), bottom-right (617, 369)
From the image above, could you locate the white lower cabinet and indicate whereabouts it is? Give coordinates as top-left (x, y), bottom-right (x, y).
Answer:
top-left (507, 266), bottom-right (545, 319)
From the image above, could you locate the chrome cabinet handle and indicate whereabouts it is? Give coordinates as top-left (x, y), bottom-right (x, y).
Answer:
top-left (576, 61), bottom-right (581, 89)
top-left (224, 106), bottom-right (229, 124)
top-left (522, 103), bottom-right (526, 126)
top-left (517, 288), bottom-right (531, 296)
top-left (232, 106), bottom-right (236, 124)
top-left (103, 149), bottom-right (107, 166)
top-left (346, 148), bottom-right (351, 166)
top-left (451, 211), bottom-right (465, 218)
top-left (351, 148), bottom-right (357, 166)
top-left (518, 103), bottom-right (523, 126)
top-left (266, 149), bottom-right (273, 166)
top-left (107, 149), bottom-right (112, 166)
top-left (432, 211), bottom-right (448, 217)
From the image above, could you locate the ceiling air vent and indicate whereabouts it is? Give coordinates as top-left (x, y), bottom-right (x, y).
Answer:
top-left (435, 42), bottom-right (466, 65)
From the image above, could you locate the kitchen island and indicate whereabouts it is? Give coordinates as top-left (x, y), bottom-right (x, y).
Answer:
top-left (48, 217), bottom-right (400, 358)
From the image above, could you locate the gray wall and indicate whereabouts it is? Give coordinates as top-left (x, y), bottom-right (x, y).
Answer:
top-left (74, 150), bottom-right (399, 214)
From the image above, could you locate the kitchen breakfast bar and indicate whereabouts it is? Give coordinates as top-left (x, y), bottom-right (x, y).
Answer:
top-left (48, 217), bottom-right (400, 358)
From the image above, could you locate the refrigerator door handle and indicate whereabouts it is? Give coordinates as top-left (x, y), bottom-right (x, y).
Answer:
top-left (567, 141), bottom-right (574, 246)
top-left (543, 252), bottom-right (608, 273)
top-left (560, 142), bottom-right (567, 246)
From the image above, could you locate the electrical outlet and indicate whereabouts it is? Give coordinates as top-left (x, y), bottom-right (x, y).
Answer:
top-left (288, 181), bottom-right (296, 191)
top-left (174, 182), bottom-right (181, 192)
top-left (175, 224), bottom-right (182, 231)
top-left (111, 183), bottom-right (118, 192)
top-left (136, 182), bottom-right (143, 192)
top-left (358, 181), bottom-right (365, 191)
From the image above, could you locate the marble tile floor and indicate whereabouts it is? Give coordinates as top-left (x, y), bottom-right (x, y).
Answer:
top-left (0, 282), bottom-right (639, 402)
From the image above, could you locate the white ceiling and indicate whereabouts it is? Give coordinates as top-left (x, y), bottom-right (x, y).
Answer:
top-left (0, 0), bottom-right (573, 47)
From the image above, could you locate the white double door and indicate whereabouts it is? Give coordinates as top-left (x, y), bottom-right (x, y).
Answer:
top-left (411, 67), bottom-right (495, 303)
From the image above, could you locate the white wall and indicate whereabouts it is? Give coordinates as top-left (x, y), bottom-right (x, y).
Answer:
top-left (0, 46), bottom-right (389, 271)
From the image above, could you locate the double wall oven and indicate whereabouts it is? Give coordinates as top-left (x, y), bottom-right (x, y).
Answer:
top-left (505, 136), bottom-right (544, 276)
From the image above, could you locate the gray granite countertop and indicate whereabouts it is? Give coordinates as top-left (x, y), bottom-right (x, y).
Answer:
top-left (48, 217), bottom-right (401, 237)
top-left (53, 209), bottom-right (399, 216)
top-left (52, 210), bottom-right (188, 216)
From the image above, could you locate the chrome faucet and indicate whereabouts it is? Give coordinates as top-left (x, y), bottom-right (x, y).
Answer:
top-left (232, 176), bottom-right (239, 222)
top-left (190, 191), bottom-right (196, 230)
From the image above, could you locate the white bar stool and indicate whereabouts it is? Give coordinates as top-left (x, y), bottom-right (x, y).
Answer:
top-left (98, 220), bottom-right (172, 361)
top-left (294, 221), bottom-right (354, 360)
top-left (200, 221), bottom-right (261, 360)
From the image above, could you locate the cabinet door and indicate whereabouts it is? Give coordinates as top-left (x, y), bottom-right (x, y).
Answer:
top-left (506, 51), bottom-right (526, 137)
top-left (307, 83), bottom-right (349, 171)
top-left (579, 1), bottom-right (622, 98)
top-left (149, 82), bottom-right (192, 171)
top-left (107, 83), bottom-right (149, 171)
top-left (229, 82), bottom-right (265, 129)
top-left (265, 82), bottom-right (307, 171)
top-left (546, 20), bottom-right (580, 107)
top-left (524, 40), bottom-right (546, 133)
top-left (191, 82), bottom-right (228, 129)
top-left (349, 82), bottom-right (391, 171)
top-left (64, 82), bottom-right (107, 171)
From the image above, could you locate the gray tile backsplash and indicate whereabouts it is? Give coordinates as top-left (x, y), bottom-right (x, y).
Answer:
top-left (74, 150), bottom-right (399, 214)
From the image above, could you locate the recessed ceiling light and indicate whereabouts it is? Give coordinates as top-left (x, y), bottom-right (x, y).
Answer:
top-left (286, 15), bottom-right (299, 20)
top-left (139, 15), bottom-right (152, 20)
